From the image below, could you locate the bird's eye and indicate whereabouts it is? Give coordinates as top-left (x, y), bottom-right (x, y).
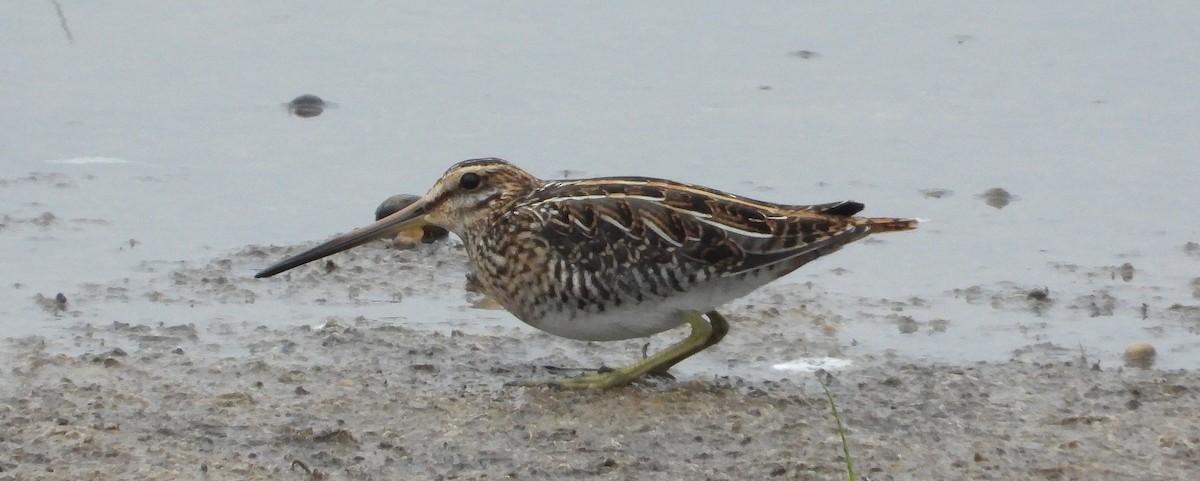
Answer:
top-left (459, 172), bottom-right (481, 190)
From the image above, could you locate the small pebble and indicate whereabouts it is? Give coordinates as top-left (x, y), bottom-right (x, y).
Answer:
top-left (1123, 342), bottom-right (1156, 369)
top-left (287, 94), bottom-right (327, 118)
top-left (375, 194), bottom-right (450, 248)
top-left (978, 188), bottom-right (1016, 209)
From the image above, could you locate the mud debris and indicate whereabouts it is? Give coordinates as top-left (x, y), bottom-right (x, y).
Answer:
top-left (1115, 262), bottom-right (1135, 282)
top-left (33, 292), bottom-right (71, 315)
top-left (2, 318), bottom-right (1198, 480)
top-left (1074, 291), bottom-right (1118, 317)
top-left (919, 188), bottom-right (953, 199)
top-left (977, 187), bottom-right (1016, 209)
top-left (1026, 286), bottom-right (1053, 315)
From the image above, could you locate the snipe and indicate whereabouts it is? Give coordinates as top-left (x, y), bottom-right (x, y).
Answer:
top-left (256, 158), bottom-right (917, 388)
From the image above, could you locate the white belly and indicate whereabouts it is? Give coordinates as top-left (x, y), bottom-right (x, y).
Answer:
top-left (520, 270), bottom-right (772, 341)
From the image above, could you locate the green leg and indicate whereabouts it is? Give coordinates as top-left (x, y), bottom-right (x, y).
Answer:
top-left (510, 310), bottom-right (728, 389)
top-left (647, 310), bottom-right (729, 376)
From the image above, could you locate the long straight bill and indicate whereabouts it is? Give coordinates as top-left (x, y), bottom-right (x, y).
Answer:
top-left (254, 202), bottom-right (429, 278)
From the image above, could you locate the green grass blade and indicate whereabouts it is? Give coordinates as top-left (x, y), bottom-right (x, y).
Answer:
top-left (818, 375), bottom-right (856, 481)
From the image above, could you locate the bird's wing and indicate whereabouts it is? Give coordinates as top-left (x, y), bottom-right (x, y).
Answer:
top-left (517, 178), bottom-right (870, 279)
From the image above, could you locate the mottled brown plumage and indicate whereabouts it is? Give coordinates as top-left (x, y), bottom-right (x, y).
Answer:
top-left (256, 158), bottom-right (917, 388)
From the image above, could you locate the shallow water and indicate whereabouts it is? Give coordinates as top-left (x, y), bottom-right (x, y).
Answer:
top-left (3, 2), bottom-right (1198, 373)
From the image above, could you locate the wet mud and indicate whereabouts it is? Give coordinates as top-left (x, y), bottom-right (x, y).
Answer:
top-left (2, 242), bottom-right (1198, 480)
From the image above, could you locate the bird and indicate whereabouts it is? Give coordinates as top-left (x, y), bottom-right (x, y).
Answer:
top-left (255, 158), bottom-right (917, 388)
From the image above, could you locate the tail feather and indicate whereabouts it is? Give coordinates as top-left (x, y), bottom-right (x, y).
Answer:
top-left (856, 217), bottom-right (919, 233)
